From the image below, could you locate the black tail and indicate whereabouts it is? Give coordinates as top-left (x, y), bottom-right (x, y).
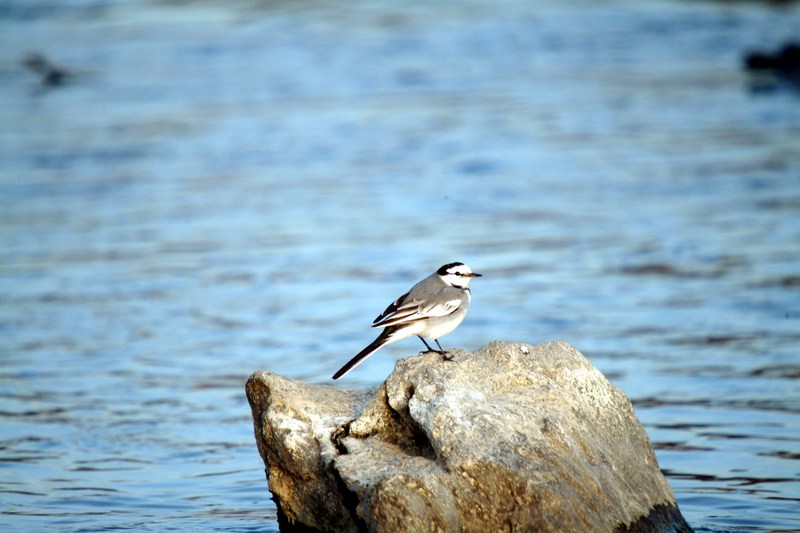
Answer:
top-left (332, 330), bottom-right (392, 380)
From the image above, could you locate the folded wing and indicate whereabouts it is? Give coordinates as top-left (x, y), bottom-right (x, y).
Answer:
top-left (372, 288), bottom-right (463, 328)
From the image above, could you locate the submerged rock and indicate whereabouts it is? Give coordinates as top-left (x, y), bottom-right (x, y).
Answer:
top-left (246, 341), bottom-right (693, 532)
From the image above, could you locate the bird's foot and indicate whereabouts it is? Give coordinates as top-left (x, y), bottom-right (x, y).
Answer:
top-left (441, 351), bottom-right (455, 362)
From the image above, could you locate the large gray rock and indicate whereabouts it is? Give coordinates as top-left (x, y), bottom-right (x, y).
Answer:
top-left (246, 341), bottom-right (693, 532)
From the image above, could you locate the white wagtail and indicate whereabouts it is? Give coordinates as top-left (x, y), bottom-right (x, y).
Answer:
top-left (332, 262), bottom-right (481, 380)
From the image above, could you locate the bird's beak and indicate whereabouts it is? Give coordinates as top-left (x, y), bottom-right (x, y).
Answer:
top-left (470, 272), bottom-right (483, 278)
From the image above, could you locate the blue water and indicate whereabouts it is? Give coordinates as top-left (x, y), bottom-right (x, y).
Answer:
top-left (1, 0), bottom-right (799, 531)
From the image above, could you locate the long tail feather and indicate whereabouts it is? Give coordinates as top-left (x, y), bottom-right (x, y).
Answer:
top-left (332, 330), bottom-right (392, 380)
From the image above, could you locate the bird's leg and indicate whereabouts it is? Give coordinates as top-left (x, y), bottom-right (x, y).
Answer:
top-left (417, 336), bottom-right (444, 354)
top-left (418, 336), bottom-right (435, 353)
top-left (435, 339), bottom-right (455, 361)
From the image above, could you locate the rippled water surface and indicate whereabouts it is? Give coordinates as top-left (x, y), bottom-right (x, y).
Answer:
top-left (1, 0), bottom-right (799, 531)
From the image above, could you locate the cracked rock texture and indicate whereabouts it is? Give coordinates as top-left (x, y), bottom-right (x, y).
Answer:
top-left (246, 341), bottom-right (693, 533)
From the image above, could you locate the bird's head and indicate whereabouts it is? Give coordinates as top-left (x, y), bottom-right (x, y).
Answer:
top-left (437, 262), bottom-right (482, 289)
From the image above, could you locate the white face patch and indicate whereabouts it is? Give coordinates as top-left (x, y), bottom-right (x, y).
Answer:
top-left (446, 264), bottom-right (473, 277)
top-left (441, 264), bottom-right (474, 288)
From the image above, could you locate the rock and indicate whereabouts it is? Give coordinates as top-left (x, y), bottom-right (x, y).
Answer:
top-left (246, 341), bottom-right (693, 532)
top-left (742, 42), bottom-right (800, 92)
top-left (744, 42), bottom-right (800, 73)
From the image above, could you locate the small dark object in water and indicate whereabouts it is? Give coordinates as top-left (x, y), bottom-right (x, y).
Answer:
top-left (22, 52), bottom-right (69, 87)
top-left (743, 42), bottom-right (800, 92)
top-left (745, 42), bottom-right (800, 72)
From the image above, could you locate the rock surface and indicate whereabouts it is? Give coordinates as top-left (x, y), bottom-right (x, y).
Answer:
top-left (246, 341), bottom-right (693, 532)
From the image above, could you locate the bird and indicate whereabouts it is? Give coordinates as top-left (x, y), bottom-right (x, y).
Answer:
top-left (332, 262), bottom-right (481, 380)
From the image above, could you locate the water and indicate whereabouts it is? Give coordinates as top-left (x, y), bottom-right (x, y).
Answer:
top-left (1, 0), bottom-right (799, 531)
